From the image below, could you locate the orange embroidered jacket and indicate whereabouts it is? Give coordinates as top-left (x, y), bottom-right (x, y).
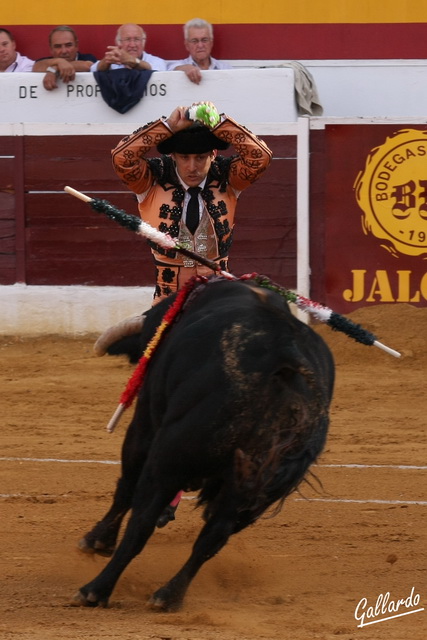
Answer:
top-left (111, 115), bottom-right (272, 302)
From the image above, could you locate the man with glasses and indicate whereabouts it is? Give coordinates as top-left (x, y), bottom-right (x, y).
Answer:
top-left (167, 18), bottom-right (232, 84)
top-left (91, 23), bottom-right (167, 72)
top-left (32, 25), bottom-right (96, 91)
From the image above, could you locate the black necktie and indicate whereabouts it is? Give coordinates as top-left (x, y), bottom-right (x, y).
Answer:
top-left (186, 187), bottom-right (201, 234)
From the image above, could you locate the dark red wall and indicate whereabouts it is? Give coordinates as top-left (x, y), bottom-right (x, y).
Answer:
top-left (0, 134), bottom-right (297, 288)
top-left (5, 23), bottom-right (427, 63)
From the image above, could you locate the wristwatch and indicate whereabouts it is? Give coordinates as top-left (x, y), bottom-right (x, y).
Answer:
top-left (46, 66), bottom-right (58, 74)
top-left (133, 58), bottom-right (141, 68)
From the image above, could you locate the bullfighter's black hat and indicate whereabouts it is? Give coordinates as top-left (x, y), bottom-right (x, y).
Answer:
top-left (157, 123), bottom-right (229, 154)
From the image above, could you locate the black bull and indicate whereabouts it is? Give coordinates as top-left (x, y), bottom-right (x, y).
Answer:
top-left (74, 277), bottom-right (335, 610)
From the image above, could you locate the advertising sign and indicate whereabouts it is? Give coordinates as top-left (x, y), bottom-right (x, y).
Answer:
top-left (324, 124), bottom-right (427, 312)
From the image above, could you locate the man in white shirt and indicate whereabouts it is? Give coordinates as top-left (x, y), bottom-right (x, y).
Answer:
top-left (167, 18), bottom-right (232, 84)
top-left (91, 23), bottom-right (167, 72)
top-left (0, 29), bottom-right (34, 72)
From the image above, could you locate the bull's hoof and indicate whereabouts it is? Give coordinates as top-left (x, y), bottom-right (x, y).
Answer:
top-left (148, 587), bottom-right (183, 612)
top-left (71, 588), bottom-right (109, 608)
top-left (77, 535), bottom-right (115, 557)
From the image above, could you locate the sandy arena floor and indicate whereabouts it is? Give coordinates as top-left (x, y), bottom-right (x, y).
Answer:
top-left (1, 303), bottom-right (426, 640)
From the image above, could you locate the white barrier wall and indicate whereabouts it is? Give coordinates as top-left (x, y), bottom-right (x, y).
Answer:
top-left (1, 284), bottom-right (154, 336)
top-left (234, 60), bottom-right (427, 118)
top-left (304, 60), bottom-right (427, 118)
top-left (0, 68), bottom-right (298, 125)
top-left (2, 61), bottom-right (427, 122)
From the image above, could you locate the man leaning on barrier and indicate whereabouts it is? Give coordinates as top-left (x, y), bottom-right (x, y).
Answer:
top-left (91, 23), bottom-right (166, 73)
top-left (32, 25), bottom-right (96, 91)
top-left (167, 18), bottom-right (232, 84)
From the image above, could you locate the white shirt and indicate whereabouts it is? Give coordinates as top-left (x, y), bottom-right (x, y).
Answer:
top-left (4, 52), bottom-right (34, 72)
top-left (167, 56), bottom-right (232, 71)
top-left (91, 51), bottom-right (167, 72)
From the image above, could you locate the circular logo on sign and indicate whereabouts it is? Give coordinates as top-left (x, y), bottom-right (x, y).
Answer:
top-left (354, 129), bottom-right (427, 258)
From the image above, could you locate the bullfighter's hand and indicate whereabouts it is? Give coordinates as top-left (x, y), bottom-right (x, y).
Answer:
top-left (165, 106), bottom-right (194, 133)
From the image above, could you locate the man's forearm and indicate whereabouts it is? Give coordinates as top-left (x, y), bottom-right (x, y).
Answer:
top-left (112, 118), bottom-right (172, 193)
top-left (32, 58), bottom-right (60, 72)
top-left (72, 60), bottom-right (93, 72)
top-left (213, 116), bottom-right (273, 189)
top-left (32, 58), bottom-right (92, 73)
top-left (96, 54), bottom-right (152, 72)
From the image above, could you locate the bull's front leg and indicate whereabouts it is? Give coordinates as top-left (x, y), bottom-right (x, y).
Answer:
top-left (73, 488), bottom-right (177, 608)
top-left (78, 417), bottom-right (149, 557)
top-left (77, 475), bottom-right (133, 557)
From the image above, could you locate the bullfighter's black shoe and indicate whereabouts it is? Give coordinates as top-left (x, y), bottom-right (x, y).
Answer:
top-left (156, 505), bottom-right (178, 528)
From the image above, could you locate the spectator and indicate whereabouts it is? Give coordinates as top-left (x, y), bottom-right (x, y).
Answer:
top-left (0, 28), bottom-right (34, 72)
top-left (167, 18), bottom-right (232, 84)
top-left (91, 23), bottom-right (167, 72)
top-left (32, 25), bottom-right (96, 91)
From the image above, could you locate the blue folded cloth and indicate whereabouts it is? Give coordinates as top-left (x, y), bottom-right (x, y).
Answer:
top-left (93, 68), bottom-right (154, 114)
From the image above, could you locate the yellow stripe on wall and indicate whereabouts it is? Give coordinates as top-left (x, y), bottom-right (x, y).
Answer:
top-left (4, 0), bottom-right (427, 25)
